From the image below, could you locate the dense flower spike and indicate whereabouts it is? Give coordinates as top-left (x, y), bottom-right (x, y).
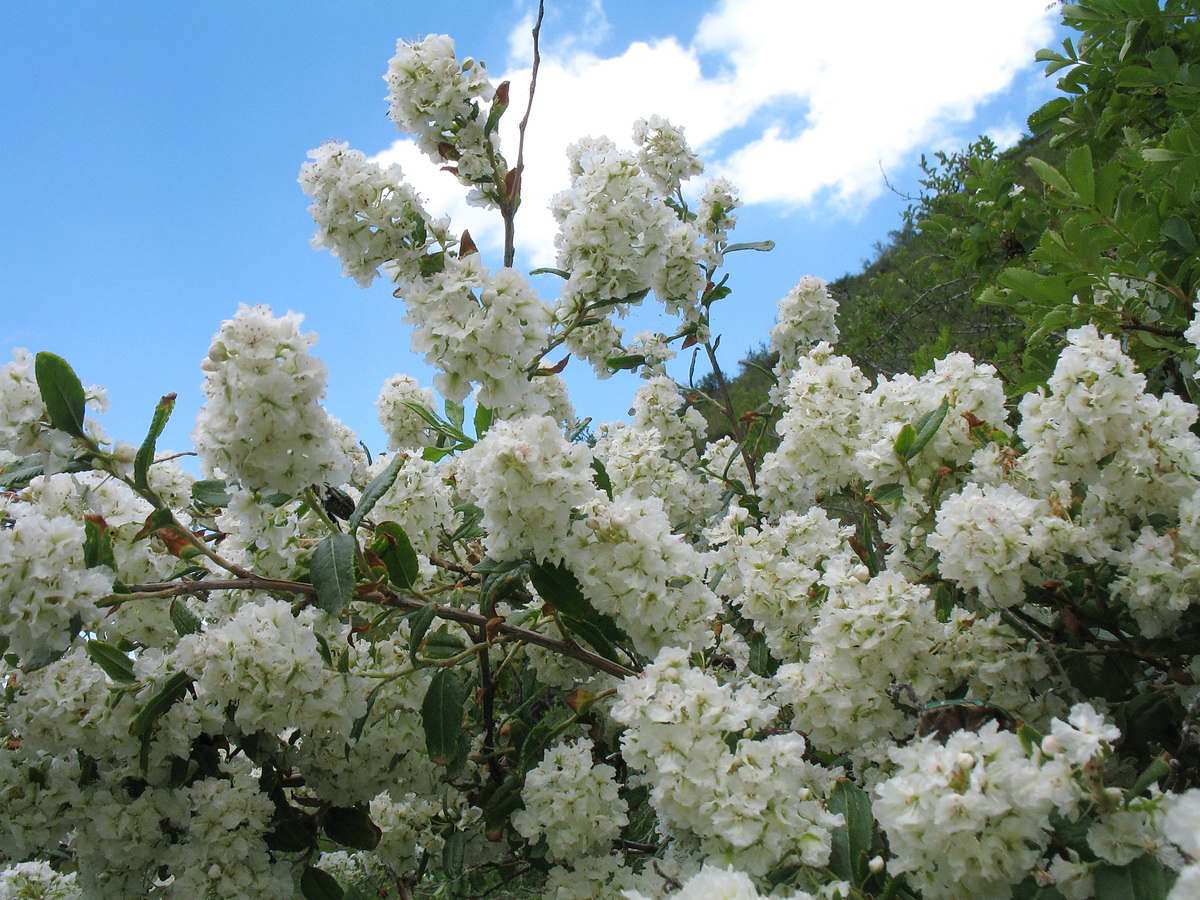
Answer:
top-left (193, 303), bottom-right (353, 497)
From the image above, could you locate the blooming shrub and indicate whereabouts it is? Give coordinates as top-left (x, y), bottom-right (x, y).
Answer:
top-left (2, 5), bottom-right (1200, 899)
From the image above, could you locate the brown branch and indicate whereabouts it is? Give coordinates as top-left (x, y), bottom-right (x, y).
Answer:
top-left (504, 0), bottom-right (545, 268)
top-left (119, 578), bottom-right (638, 679)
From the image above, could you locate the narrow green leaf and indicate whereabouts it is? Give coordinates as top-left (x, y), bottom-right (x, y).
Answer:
top-left (827, 779), bottom-right (877, 886)
top-left (371, 522), bottom-right (420, 590)
top-left (528, 267), bottom-right (570, 278)
top-left (0, 455), bottom-right (93, 491)
top-left (421, 668), bottom-right (467, 765)
top-left (300, 866), bottom-right (344, 900)
top-left (86, 640), bottom-right (136, 684)
top-left (311, 533), bottom-right (358, 616)
top-left (1126, 753), bottom-right (1172, 802)
top-left (83, 516), bottom-right (116, 571)
top-left (482, 775), bottom-right (524, 832)
top-left (748, 632), bottom-right (778, 677)
top-left (34, 352), bottom-right (87, 439)
top-left (1017, 722), bottom-right (1046, 755)
top-left (905, 397), bottom-right (950, 461)
top-left (723, 240), bottom-right (775, 253)
top-left (409, 603), bottom-right (439, 659)
top-left (131, 671), bottom-right (193, 737)
top-left (324, 806), bottom-right (382, 851)
top-left (605, 354), bottom-right (647, 372)
top-left (870, 483), bottom-right (906, 505)
top-left (191, 479), bottom-right (232, 509)
top-left (134, 393), bottom-right (176, 490)
top-left (442, 829), bottom-right (466, 879)
top-left (346, 454), bottom-right (404, 532)
top-left (480, 563), bottom-right (529, 615)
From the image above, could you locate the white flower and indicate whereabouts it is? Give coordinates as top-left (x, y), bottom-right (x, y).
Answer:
top-left (0, 497), bottom-right (110, 664)
top-left (193, 304), bottom-right (352, 497)
top-left (299, 141), bottom-right (434, 287)
top-left (768, 276), bottom-right (840, 394)
top-left (455, 415), bottom-right (601, 562)
top-left (511, 737), bottom-right (627, 861)
top-left (376, 374), bottom-right (437, 451)
top-left (633, 115), bottom-right (703, 198)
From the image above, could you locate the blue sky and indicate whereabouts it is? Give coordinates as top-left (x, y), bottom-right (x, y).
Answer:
top-left (1, 1), bottom-right (1064, 460)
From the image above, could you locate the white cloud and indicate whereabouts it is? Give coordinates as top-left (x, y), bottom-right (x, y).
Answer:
top-left (372, 0), bottom-right (1057, 260)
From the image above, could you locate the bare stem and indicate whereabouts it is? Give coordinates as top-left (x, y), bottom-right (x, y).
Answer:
top-left (504, 0), bottom-right (545, 269)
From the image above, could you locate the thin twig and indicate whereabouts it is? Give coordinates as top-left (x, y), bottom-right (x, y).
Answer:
top-left (505, 0), bottom-right (545, 268)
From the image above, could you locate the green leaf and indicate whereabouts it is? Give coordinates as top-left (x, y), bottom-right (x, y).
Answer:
top-left (445, 399), bottom-right (466, 431)
top-left (827, 779), bottom-right (877, 887)
top-left (34, 351), bottom-right (87, 439)
top-left (130, 671), bottom-right (194, 738)
top-left (480, 563), bottom-right (529, 615)
top-left (892, 424), bottom-right (917, 459)
top-left (324, 806), bottom-right (382, 851)
top-left (904, 397), bottom-right (950, 461)
top-left (528, 267), bottom-right (570, 278)
top-left (170, 600), bottom-right (203, 637)
top-left (1027, 157), bottom-right (1074, 196)
top-left (748, 631), bottom-right (778, 677)
top-left (561, 615), bottom-right (619, 662)
top-left (1162, 216), bottom-right (1198, 253)
top-left (134, 393), bottom-right (176, 491)
top-left (1028, 97), bottom-right (1071, 135)
top-left (1065, 145), bottom-right (1095, 206)
top-left (421, 629), bottom-right (466, 660)
top-left (419, 251), bottom-right (446, 276)
top-left (482, 775), bottom-right (524, 833)
top-left (605, 354), bottom-right (647, 372)
top-left (191, 479), bottom-right (232, 509)
top-left (529, 562), bottom-right (590, 619)
top-left (723, 240), bottom-right (775, 253)
top-left (421, 668), bottom-right (467, 765)
top-left (86, 640), bottom-right (136, 683)
top-left (0, 454), bottom-right (92, 490)
top-left (347, 454), bottom-right (404, 532)
top-left (1093, 854), bottom-right (1175, 899)
top-left (870, 483), bottom-right (906, 505)
top-left (473, 403), bottom-right (493, 439)
top-left (83, 516), bottom-right (116, 571)
top-left (300, 866), bottom-right (344, 900)
top-left (1126, 753), bottom-right (1172, 802)
top-left (371, 522), bottom-right (420, 590)
top-left (409, 603), bottom-right (438, 659)
top-left (590, 458), bottom-right (614, 500)
top-left (311, 533), bottom-right (358, 616)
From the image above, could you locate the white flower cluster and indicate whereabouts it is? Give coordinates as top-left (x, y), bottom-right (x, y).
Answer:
top-left (0, 861), bottom-right (79, 900)
top-left (385, 35), bottom-right (498, 194)
top-left (552, 136), bottom-right (678, 308)
top-left (299, 141), bottom-right (433, 288)
top-left (174, 598), bottom-right (367, 737)
top-left (768, 276), bottom-right (840, 398)
top-left (874, 724), bottom-right (1081, 900)
top-left (193, 304), bottom-right (352, 497)
top-left (624, 865), bottom-right (817, 900)
top-left (564, 496), bottom-right (720, 657)
top-left (511, 737), bottom-right (627, 861)
top-left (613, 649), bottom-right (843, 876)
top-left (0, 497), bottom-right (110, 664)
top-left (757, 344), bottom-right (869, 510)
top-left (376, 374), bottom-right (437, 451)
top-left (633, 115), bottom-right (703, 198)
top-left (696, 178), bottom-right (741, 267)
top-left (456, 415), bottom-right (601, 561)
top-left (400, 255), bottom-right (554, 412)
top-left (721, 508), bottom-right (865, 658)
